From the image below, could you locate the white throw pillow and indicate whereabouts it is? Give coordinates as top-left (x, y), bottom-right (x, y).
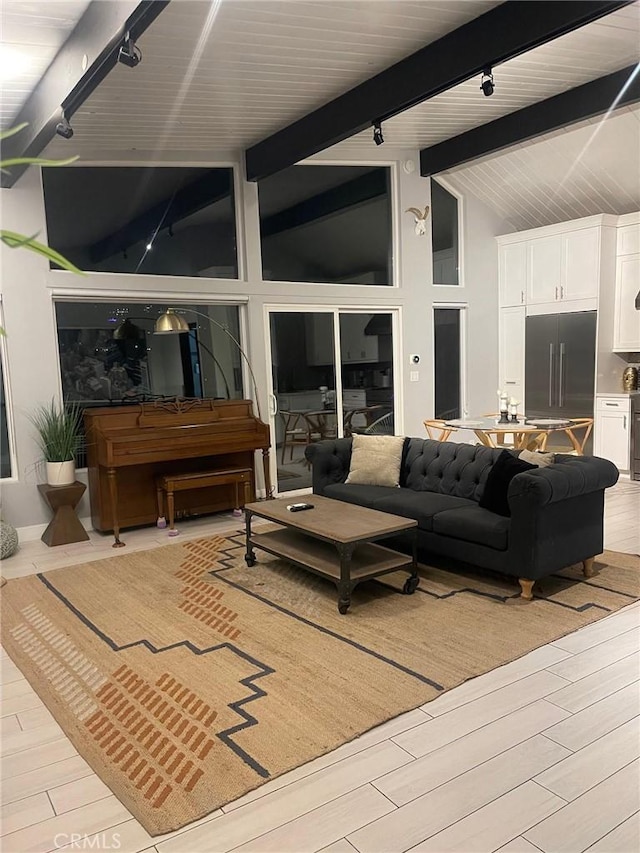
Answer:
top-left (518, 449), bottom-right (555, 468)
top-left (346, 434), bottom-right (405, 487)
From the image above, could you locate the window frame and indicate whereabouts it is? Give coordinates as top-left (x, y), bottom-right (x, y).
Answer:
top-left (432, 302), bottom-right (468, 420)
top-left (257, 160), bottom-right (400, 289)
top-left (42, 162), bottom-right (244, 282)
top-left (50, 291), bottom-right (251, 472)
top-left (431, 176), bottom-right (464, 288)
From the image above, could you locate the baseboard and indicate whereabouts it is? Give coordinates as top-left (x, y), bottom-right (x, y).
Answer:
top-left (16, 516), bottom-right (93, 542)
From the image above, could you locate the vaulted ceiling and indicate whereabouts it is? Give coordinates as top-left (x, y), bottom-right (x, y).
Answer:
top-left (1, 0), bottom-right (639, 230)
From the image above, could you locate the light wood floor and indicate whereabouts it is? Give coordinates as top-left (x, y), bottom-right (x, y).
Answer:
top-left (1, 480), bottom-right (639, 853)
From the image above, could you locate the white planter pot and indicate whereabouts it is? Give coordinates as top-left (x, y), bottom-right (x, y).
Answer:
top-left (46, 460), bottom-right (75, 486)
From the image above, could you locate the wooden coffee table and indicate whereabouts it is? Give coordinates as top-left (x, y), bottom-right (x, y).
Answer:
top-left (244, 495), bottom-right (419, 614)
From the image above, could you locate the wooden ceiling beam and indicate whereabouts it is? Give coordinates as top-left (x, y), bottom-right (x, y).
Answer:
top-left (244, 0), bottom-right (632, 182)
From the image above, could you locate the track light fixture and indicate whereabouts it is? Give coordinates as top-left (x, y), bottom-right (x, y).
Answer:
top-left (118, 31), bottom-right (142, 68)
top-left (480, 66), bottom-right (495, 97)
top-left (55, 112), bottom-right (74, 139)
top-left (373, 121), bottom-right (384, 146)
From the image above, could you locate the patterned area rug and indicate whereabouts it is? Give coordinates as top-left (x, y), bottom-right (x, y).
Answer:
top-left (1, 535), bottom-right (638, 835)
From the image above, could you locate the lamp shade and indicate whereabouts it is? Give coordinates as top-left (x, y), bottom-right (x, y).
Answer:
top-left (154, 309), bottom-right (190, 334)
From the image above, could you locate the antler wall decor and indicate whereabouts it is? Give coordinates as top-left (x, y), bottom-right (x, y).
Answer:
top-left (405, 205), bottom-right (430, 236)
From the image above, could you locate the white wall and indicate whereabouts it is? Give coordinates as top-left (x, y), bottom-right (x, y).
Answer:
top-left (0, 146), bottom-right (510, 529)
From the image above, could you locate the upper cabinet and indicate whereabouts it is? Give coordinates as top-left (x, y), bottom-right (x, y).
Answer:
top-left (563, 228), bottom-right (601, 301)
top-left (527, 227), bottom-right (600, 305)
top-left (613, 255), bottom-right (640, 350)
top-left (497, 215), bottom-right (616, 310)
top-left (527, 236), bottom-right (563, 304)
top-left (613, 213), bottom-right (640, 351)
top-left (498, 243), bottom-right (527, 306)
top-left (340, 313), bottom-right (379, 363)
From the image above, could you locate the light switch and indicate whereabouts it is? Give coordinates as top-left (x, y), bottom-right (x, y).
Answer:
top-left (410, 371), bottom-right (419, 382)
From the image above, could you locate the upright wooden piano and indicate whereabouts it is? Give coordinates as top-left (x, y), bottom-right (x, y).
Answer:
top-left (85, 398), bottom-right (271, 545)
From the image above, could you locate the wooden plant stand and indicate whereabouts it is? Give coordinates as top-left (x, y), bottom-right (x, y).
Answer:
top-left (38, 481), bottom-right (90, 547)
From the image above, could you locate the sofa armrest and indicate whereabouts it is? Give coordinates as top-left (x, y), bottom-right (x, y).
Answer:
top-left (305, 439), bottom-right (352, 494)
top-left (508, 455), bottom-right (619, 511)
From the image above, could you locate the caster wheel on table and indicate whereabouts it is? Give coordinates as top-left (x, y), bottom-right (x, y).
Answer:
top-left (403, 576), bottom-right (419, 595)
top-left (338, 601), bottom-right (350, 615)
top-left (245, 556), bottom-right (256, 567)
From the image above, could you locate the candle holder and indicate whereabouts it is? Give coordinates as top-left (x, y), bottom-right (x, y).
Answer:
top-left (499, 409), bottom-right (510, 424)
top-left (510, 412), bottom-right (519, 423)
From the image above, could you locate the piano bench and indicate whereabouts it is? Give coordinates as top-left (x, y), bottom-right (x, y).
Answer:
top-left (155, 468), bottom-right (253, 534)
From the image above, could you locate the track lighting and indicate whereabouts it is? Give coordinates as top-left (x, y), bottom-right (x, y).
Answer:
top-left (373, 121), bottom-right (384, 146)
top-left (118, 32), bottom-right (142, 68)
top-left (55, 112), bottom-right (74, 139)
top-left (480, 66), bottom-right (495, 97)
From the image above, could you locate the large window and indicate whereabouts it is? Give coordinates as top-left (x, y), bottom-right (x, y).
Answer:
top-left (55, 301), bottom-right (244, 466)
top-left (43, 167), bottom-right (237, 278)
top-left (431, 179), bottom-right (459, 286)
top-left (258, 165), bottom-right (393, 285)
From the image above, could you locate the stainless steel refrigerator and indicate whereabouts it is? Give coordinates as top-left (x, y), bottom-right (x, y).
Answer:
top-left (525, 312), bottom-right (597, 448)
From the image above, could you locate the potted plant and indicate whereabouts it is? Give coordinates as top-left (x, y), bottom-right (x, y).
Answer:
top-left (30, 400), bottom-right (82, 486)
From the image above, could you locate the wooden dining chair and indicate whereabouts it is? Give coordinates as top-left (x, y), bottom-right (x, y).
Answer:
top-left (279, 411), bottom-right (313, 463)
top-left (534, 418), bottom-right (594, 455)
top-left (423, 419), bottom-right (454, 441)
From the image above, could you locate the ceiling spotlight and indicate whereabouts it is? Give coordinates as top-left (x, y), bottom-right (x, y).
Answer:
top-left (373, 121), bottom-right (384, 146)
top-left (480, 66), bottom-right (495, 97)
top-left (118, 32), bottom-right (142, 68)
top-left (55, 112), bottom-right (74, 139)
top-left (145, 242), bottom-right (153, 251)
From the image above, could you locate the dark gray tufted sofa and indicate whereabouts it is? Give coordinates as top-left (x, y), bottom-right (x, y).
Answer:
top-left (305, 437), bottom-right (619, 598)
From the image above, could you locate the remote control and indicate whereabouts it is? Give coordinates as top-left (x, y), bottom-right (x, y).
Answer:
top-left (287, 503), bottom-right (314, 512)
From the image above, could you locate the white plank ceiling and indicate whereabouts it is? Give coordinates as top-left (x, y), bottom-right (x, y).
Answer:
top-left (443, 106), bottom-right (640, 231)
top-left (0, 0), bottom-right (91, 129)
top-left (1, 0), bottom-right (639, 229)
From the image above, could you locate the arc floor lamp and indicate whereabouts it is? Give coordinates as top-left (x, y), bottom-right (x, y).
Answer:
top-left (153, 308), bottom-right (263, 420)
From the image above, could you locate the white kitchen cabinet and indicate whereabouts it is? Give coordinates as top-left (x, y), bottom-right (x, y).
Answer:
top-left (305, 313), bottom-right (380, 365)
top-left (613, 253), bottom-right (640, 351)
top-left (563, 227), bottom-right (600, 301)
top-left (498, 242), bottom-right (527, 307)
top-left (499, 306), bottom-right (525, 404)
top-left (527, 237), bottom-right (563, 304)
top-left (594, 397), bottom-right (630, 470)
top-left (617, 219), bottom-right (640, 256)
top-left (339, 314), bottom-right (379, 363)
top-left (527, 228), bottom-right (599, 305)
top-left (498, 217), bottom-right (610, 312)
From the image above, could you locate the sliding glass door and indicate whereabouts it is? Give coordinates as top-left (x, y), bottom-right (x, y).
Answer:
top-left (268, 309), bottom-right (396, 494)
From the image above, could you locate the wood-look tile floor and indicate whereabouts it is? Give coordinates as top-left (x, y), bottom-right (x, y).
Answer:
top-left (1, 481), bottom-right (639, 853)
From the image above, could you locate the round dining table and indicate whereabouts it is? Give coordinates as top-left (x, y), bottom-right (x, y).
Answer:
top-left (442, 416), bottom-right (593, 454)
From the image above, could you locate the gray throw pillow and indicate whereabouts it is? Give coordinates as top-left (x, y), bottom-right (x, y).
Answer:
top-left (346, 434), bottom-right (405, 487)
top-left (519, 449), bottom-right (555, 468)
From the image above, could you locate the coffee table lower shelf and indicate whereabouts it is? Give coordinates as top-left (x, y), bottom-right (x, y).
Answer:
top-left (245, 527), bottom-right (418, 613)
